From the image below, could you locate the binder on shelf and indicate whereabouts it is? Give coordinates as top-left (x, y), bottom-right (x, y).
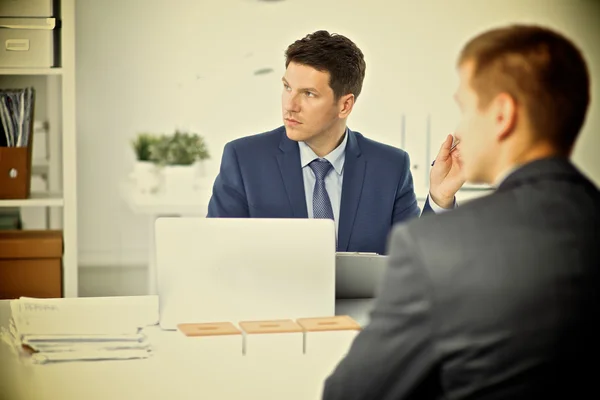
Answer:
top-left (0, 87), bottom-right (36, 199)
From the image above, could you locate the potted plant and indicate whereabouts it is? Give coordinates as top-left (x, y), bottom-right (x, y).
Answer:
top-left (130, 133), bottom-right (160, 193)
top-left (149, 130), bottom-right (210, 195)
top-left (131, 133), bottom-right (159, 162)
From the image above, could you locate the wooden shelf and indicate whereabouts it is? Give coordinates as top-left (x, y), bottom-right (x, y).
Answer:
top-left (0, 192), bottom-right (63, 208)
top-left (0, 68), bottom-right (63, 76)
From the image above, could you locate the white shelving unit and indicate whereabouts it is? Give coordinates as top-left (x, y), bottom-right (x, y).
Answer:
top-left (0, 193), bottom-right (64, 208)
top-left (0, 68), bottom-right (63, 75)
top-left (0, 0), bottom-right (78, 297)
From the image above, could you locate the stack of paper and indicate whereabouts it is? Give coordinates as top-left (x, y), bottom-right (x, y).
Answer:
top-left (0, 87), bottom-right (35, 148)
top-left (0, 296), bottom-right (159, 364)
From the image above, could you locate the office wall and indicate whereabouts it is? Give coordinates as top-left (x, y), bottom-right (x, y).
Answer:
top-left (75, 0), bottom-right (600, 267)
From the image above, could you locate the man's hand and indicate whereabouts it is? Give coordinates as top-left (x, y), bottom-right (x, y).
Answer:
top-left (429, 134), bottom-right (466, 208)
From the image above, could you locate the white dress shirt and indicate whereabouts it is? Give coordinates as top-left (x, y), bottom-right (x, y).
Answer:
top-left (298, 131), bottom-right (348, 238)
top-left (427, 193), bottom-right (456, 213)
top-left (494, 165), bottom-right (522, 187)
top-left (299, 130), bottom-right (450, 233)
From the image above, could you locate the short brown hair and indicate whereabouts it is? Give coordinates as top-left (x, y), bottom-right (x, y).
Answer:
top-left (458, 24), bottom-right (590, 151)
top-left (285, 30), bottom-right (366, 101)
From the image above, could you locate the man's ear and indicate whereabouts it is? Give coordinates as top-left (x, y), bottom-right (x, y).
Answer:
top-left (338, 94), bottom-right (355, 118)
top-left (492, 92), bottom-right (517, 141)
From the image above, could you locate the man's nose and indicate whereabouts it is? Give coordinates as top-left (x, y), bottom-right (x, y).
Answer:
top-left (283, 93), bottom-right (300, 113)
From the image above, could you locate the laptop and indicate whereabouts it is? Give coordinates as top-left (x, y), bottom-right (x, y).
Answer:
top-left (335, 252), bottom-right (388, 299)
top-left (154, 217), bottom-right (336, 330)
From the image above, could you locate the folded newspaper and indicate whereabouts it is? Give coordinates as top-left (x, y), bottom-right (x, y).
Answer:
top-left (0, 296), bottom-right (159, 364)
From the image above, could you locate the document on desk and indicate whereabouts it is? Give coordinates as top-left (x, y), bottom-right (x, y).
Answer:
top-left (10, 295), bottom-right (159, 335)
top-left (1, 296), bottom-right (159, 364)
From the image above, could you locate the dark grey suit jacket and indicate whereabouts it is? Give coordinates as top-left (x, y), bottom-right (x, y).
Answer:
top-left (322, 157), bottom-right (600, 400)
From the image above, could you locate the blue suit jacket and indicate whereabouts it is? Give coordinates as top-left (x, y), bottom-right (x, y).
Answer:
top-left (207, 126), bottom-right (432, 254)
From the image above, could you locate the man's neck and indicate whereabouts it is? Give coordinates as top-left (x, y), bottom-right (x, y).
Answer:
top-left (305, 124), bottom-right (347, 158)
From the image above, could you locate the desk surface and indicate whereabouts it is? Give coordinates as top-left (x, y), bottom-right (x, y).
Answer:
top-left (0, 298), bottom-right (374, 337)
top-left (0, 298), bottom-right (374, 400)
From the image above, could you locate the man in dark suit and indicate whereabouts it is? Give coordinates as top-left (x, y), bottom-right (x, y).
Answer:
top-left (207, 30), bottom-right (464, 254)
top-left (322, 24), bottom-right (599, 399)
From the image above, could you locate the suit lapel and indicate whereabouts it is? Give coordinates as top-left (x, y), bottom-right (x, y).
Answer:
top-left (338, 130), bottom-right (366, 252)
top-left (277, 131), bottom-right (308, 218)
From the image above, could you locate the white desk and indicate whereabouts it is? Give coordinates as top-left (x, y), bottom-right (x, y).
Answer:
top-left (0, 298), bottom-right (374, 400)
top-left (120, 181), bottom-right (213, 295)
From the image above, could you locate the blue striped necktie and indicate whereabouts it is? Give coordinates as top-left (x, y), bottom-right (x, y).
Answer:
top-left (309, 159), bottom-right (334, 220)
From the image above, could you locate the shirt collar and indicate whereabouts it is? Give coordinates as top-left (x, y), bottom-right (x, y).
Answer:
top-left (298, 128), bottom-right (347, 175)
top-left (493, 164), bottom-right (523, 187)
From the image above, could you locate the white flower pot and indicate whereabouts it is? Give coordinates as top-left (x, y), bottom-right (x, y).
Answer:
top-left (161, 164), bottom-right (199, 196)
top-left (129, 161), bottom-right (159, 194)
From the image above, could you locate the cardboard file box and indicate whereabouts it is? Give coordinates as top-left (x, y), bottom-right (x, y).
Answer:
top-left (239, 319), bottom-right (303, 357)
top-left (297, 315), bottom-right (361, 374)
top-left (0, 230), bottom-right (63, 299)
top-left (0, 86), bottom-right (35, 199)
top-left (177, 322), bottom-right (243, 357)
top-left (0, 17), bottom-right (60, 68)
top-left (0, 0), bottom-right (59, 17)
top-left (0, 146), bottom-right (33, 199)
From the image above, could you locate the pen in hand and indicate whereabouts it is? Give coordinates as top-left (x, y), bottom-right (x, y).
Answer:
top-left (431, 139), bottom-right (460, 166)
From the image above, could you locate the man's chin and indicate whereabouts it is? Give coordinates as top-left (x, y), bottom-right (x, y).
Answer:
top-left (284, 126), bottom-right (306, 142)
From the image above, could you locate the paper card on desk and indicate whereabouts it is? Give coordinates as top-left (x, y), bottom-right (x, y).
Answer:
top-left (22, 332), bottom-right (146, 343)
top-left (30, 349), bottom-right (152, 364)
top-left (23, 337), bottom-right (151, 353)
top-left (10, 296), bottom-right (159, 336)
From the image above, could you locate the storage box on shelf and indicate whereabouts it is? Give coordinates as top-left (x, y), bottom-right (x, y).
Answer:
top-left (0, 88), bottom-right (36, 199)
top-left (0, 0), bottom-right (61, 69)
top-left (0, 229), bottom-right (63, 299)
top-left (0, 0), bottom-right (59, 18)
top-left (0, 146), bottom-right (33, 199)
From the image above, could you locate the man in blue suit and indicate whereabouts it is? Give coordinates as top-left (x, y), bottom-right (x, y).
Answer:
top-left (207, 30), bottom-right (464, 254)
